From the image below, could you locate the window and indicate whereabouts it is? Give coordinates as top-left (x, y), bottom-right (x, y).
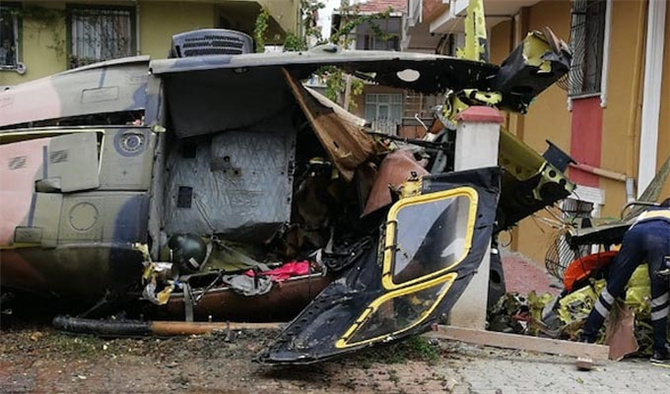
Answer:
top-left (568, 0), bottom-right (607, 97)
top-left (362, 34), bottom-right (399, 51)
top-left (339, 275), bottom-right (455, 347)
top-left (68, 6), bottom-right (135, 69)
top-left (365, 93), bottom-right (403, 135)
top-left (354, 17), bottom-right (402, 51)
top-left (0, 5), bottom-right (22, 72)
top-left (387, 193), bottom-right (473, 287)
top-left (403, 93), bottom-right (441, 120)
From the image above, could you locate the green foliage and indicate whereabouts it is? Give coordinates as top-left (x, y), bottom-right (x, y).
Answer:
top-left (330, 5), bottom-right (393, 47)
top-left (49, 333), bottom-right (106, 358)
top-left (13, 5), bottom-right (64, 26)
top-left (321, 66), bottom-right (343, 102)
top-left (300, 0), bottom-right (325, 43)
top-left (355, 336), bottom-right (441, 365)
top-left (12, 5), bottom-right (67, 59)
top-left (349, 78), bottom-right (364, 109)
top-left (254, 6), bottom-right (270, 53)
top-left (283, 32), bottom-right (308, 52)
top-left (291, 2), bottom-right (396, 109)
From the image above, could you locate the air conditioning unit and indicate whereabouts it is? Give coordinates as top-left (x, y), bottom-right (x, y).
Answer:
top-left (169, 29), bottom-right (253, 58)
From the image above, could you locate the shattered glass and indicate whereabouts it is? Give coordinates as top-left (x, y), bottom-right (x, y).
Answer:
top-left (345, 278), bottom-right (453, 346)
top-left (392, 195), bottom-right (471, 285)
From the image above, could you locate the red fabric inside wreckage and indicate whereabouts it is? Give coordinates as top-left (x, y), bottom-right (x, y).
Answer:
top-left (563, 251), bottom-right (618, 292)
top-left (245, 261), bottom-right (311, 282)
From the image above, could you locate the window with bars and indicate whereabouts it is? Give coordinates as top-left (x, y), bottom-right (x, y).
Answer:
top-left (365, 93), bottom-right (403, 135)
top-left (68, 7), bottom-right (135, 69)
top-left (0, 5), bottom-right (20, 70)
top-left (568, 0), bottom-right (607, 97)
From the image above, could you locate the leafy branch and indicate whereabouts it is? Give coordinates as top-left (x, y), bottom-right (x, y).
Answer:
top-left (253, 6), bottom-right (270, 53)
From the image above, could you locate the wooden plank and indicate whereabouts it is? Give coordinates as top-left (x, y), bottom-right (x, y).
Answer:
top-left (426, 325), bottom-right (610, 361)
top-left (150, 321), bottom-right (284, 336)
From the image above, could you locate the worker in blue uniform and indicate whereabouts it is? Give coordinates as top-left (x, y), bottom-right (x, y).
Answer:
top-left (581, 198), bottom-right (670, 363)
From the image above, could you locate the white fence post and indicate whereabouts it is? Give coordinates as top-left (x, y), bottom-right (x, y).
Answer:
top-left (449, 106), bottom-right (503, 329)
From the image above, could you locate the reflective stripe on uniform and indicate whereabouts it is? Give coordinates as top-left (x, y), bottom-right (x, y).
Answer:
top-left (651, 306), bottom-right (669, 321)
top-left (651, 293), bottom-right (669, 308)
top-left (600, 288), bottom-right (614, 306)
top-left (594, 299), bottom-right (610, 318)
top-left (634, 209), bottom-right (670, 225)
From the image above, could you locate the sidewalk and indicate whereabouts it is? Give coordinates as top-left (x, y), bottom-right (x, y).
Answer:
top-left (501, 250), bottom-right (562, 296)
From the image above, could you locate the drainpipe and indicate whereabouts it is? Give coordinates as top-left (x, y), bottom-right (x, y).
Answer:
top-left (638, 0), bottom-right (667, 197)
top-left (625, 0), bottom-right (647, 202)
top-left (569, 163), bottom-right (626, 182)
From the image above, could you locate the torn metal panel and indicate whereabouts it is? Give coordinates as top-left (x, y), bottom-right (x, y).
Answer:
top-left (164, 130), bottom-right (296, 241)
top-left (261, 168), bottom-right (500, 364)
top-left (304, 86), bottom-right (366, 128)
top-left (458, 0), bottom-right (488, 62)
top-left (0, 56), bottom-right (150, 128)
top-left (567, 222), bottom-right (633, 248)
top-left (284, 68), bottom-right (375, 181)
top-left (148, 132), bottom-right (166, 259)
top-left (495, 28), bottom-right (572, 113)
top-left (605, 303), bottom-right (639, 361)
top-left (150, 47), bottom-right (499, 94)
top-left (362, 150), bottom-right (429, 216)
top-left (496, 130), bottom-right (575, 231)
top-left (161, 275), bottom-right (331, 322)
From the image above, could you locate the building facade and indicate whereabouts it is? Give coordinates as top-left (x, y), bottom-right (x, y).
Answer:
top-left (406, 0), bottom-right (670, 264)
top-left (329, 0), bottom-right (440, 138)
top-left (0, 0), bottom-right (300, 87)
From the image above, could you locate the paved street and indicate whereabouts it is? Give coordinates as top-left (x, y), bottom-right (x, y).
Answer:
top-left (1, 326), bottom-right (669, 394)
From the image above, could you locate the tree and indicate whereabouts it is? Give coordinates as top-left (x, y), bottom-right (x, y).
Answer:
top-left (281, 1), bottom-right (393, 109)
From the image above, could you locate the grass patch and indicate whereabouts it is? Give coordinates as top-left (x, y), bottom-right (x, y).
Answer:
top-left (46, 332), bottom-right (107, 358)
top-left (355, 336), bottom-right (440, 365)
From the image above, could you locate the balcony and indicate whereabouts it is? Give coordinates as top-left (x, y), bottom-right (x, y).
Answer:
top-left (431, 0), bottom-right (543, 33)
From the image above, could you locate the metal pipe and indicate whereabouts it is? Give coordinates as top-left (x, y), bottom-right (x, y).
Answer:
top-left (53, 315), bottom-right (283, 337)
top-left (569, 163), bottom-right (626, 182)
top-left (626, 177), bottom-right (635, 203)
top-left (620, 200), bottom-right (658, 219)
top-left (135, 0), bottom-right (141, 55)
top-left (150, 321), bottom-right (282, 336)
top-left (625, 1), bottom-right (646, 180)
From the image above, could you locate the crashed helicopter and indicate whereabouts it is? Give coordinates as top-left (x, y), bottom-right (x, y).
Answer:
top-left (0, 2), bottom-right (574, 364)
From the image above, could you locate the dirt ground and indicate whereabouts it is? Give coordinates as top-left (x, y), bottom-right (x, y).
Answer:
top-left (2, 255), bottom-right (669, 394)
top-left (0, 322), bottom-right (460, 394)
top-left (2, 319), bottom-right (670, 394)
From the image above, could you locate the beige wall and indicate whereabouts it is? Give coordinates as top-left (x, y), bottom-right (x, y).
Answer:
top-left (489, 20), bottom-right (511, 65)
top-left (0, 1), bottom-right (154, 85)
top-left (658, 3), bottom-right (670, 202)
top-left (598, 0), bottom-right (645, 218)
top-left (502, 1), bottom-right (573, 264)
top-left (0, 0), bottom-right (298, 85)
top-left (139, 1), bottom-right (216, 59)
top-left (504, 0), bottom-right (669, 265)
